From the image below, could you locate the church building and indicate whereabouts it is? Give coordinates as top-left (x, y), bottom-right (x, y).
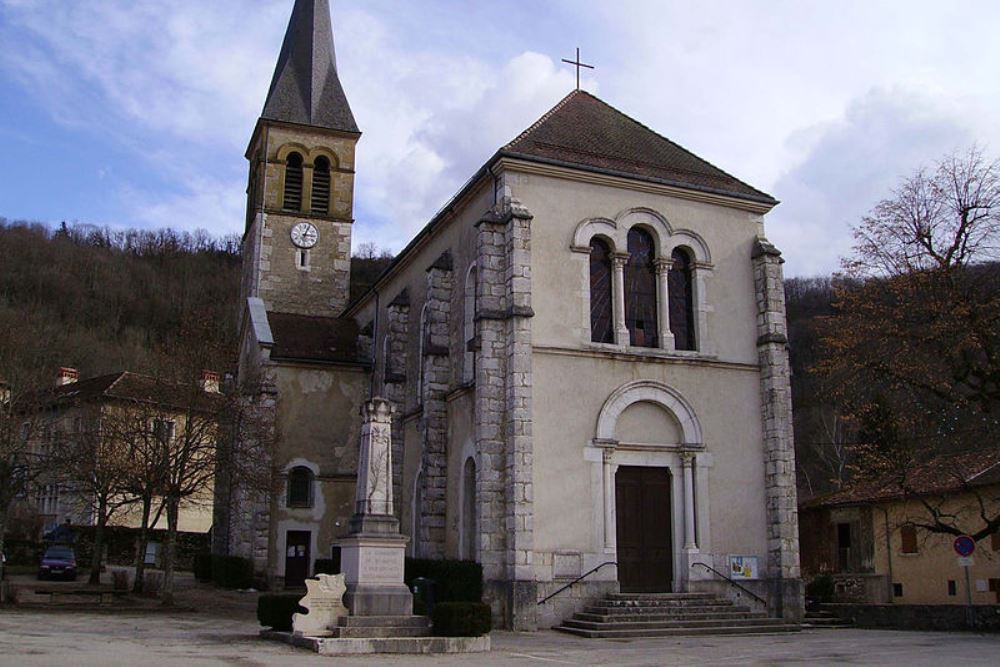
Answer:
top-left (217, 0), bottom-right (802, 630)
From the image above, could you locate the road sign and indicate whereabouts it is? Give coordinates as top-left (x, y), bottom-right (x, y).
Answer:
top-left (953, 535), bottom-right (976, 557)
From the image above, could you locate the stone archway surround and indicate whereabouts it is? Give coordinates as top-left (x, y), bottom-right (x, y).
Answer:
top-left (587, 380), bottom-right (710, 591)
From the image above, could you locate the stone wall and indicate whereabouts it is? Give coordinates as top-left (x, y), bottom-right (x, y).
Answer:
top-left (384, 289), bottom-right (410, 517)
top-left (752, 237), bottom-right (803, 621)
top-left (820, 603), bottom-right (1000, 632)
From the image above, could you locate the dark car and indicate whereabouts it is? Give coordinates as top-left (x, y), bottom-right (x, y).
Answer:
top-left (38, 545), bottom-right (77, 581)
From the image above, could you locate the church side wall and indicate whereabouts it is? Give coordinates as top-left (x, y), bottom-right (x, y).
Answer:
top-left (267, 363), bottom-right (366, 587)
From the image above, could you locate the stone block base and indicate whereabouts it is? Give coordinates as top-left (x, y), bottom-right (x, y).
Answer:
top-left (262, 630), bottom-right (491, 655)
top-left (337, 532), bottom-right (412, 616)
top-left (484, 579), bottom-right (538, 631)
top-left (343, 583), bottom-right (413, 617)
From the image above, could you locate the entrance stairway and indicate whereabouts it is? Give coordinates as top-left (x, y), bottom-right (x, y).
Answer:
top-left (803, 609), bottom-right (852, 629)
top-left (554, 592), bottom-right (801, 638)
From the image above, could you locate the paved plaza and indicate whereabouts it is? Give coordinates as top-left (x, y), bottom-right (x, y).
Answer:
top-left (0, 607), bottom-right (998, 666)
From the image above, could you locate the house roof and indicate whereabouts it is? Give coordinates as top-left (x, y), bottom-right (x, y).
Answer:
top-left (267, 310), bottom-right (363, 364)
top-left (804, 448), bottom-right (1000, 509)
top-left (499, 90), bottom-right (776, 205)
top-left (260, 0), bottom-right (359, 134)
top-left (31, 371), bottom-right (223, 413)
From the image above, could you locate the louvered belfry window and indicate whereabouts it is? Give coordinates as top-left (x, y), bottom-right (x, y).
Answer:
top-left (625, 228), bottom-right (658, 348)
top-left (589, 238), bottom-right (614, 343)
top-left (283, 152), bottom-right (304, 211)
top-left (311, 156), bottom-right (331, 214)
top-left (668, 248), bottom-right (696, 351)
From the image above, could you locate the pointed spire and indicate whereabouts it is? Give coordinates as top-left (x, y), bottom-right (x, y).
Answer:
top-left (261, 0), bottom-right (359, 133)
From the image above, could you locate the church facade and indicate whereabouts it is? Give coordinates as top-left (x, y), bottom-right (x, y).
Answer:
top-left (217, 0), bottom-right (802, 630)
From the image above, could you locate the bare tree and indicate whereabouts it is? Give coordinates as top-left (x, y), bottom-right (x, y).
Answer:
top-left (820, 147), bottom-right (1000, 544)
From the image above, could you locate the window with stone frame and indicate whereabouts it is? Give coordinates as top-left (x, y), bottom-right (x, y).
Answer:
top-left (589, 238), bottom-right (614, 343)
top-left (625, 227), bottom-right (658, 348)
top-left (311, 155), bottom-right (331, 214)
top-left (668, 247), bottom-right (696, 351)
top-left (287, 466), bottom-right (314, 508)
top-left (283, 151), bottom-right (304, 211)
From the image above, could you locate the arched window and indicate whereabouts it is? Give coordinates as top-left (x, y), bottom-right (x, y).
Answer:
top-left (287, 466), bottom-right (314, 508)
top-left (462, 457), bottom-right (477, 560)
top-left (589, 238), bottom-right (614, 343)
top-left (463, 266), bottom-right (477, 383)
top-left (668, 248), bottom-right (696, 351)
top-left (283, 152), bottom-right (303, 211)
top-left (625, 228), bottom-right (658, 348)
top-left (311, 155), bottom-right (331, 214)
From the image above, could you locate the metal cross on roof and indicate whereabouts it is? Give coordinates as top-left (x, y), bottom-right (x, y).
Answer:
top-left (561, 47), bottom-right (594, 90)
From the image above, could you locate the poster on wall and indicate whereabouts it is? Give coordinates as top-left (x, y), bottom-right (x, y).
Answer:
top-left (728, 555), bottom-right (759, 580)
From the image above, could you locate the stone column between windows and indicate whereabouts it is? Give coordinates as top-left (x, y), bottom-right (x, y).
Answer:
top-left (681, 451), bottom-right (698, 550)
top-left (612, 253), bottom-right (629, 346)
top-left (655, 258), bottom-right (675, 351)
top-left (384, 290), bottom-right (410, 517)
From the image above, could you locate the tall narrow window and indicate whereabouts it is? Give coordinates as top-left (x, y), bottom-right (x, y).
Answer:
top-left (668, 248), bottom-right (696, 351)
top-left (283, 152), bottom-right (303, 211)
top-left (311, 156), bottom-right (331, 214)
top-left (900, 524), bottom-right (918, 554)
top-left (287, 466), bottom-right (314, 508)
top-left (464, 266), bottom-right (477, 382)
top-left (589, 239), bottom-right (614, 343)
top-left (625, 228), bottom-right (658, 347)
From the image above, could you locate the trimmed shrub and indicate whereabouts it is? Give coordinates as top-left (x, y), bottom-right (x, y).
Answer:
top-left (313, 558), bottom-right (339, 576)
top-left (431, 601), bottom-right (491, 637)
top-left (806, 574), bottom-right (835, 603)
top-left (404, 559), bottom-right (482, 603)
top-left (257, 593), bottom-right (306, 631)
top-left (212, 555), bottom-right (254, 589)
top-left (193, 553), bottom-right (213, 582)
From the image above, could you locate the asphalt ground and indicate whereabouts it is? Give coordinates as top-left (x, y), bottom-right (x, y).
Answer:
top-left (1, 606), bottom-right (998, 667)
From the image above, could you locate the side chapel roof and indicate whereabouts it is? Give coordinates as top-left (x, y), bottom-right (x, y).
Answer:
top-left (266, 311), bottom-right (362, 364)
top-left (261, 0), bottom-right (359, 134)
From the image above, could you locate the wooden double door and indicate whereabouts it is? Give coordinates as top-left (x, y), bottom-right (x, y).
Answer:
top-left (615, 466), bottom-right (673, 592)
top-left (285, 530), bottom-right (311, 588)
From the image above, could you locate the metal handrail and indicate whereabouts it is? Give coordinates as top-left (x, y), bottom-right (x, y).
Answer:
top-left (690, 562), bottom-right (767, 607)
top-left (538, 561), bottom-right (617, 605)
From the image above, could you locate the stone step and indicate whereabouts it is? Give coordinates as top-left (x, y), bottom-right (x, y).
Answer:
top-left (574, 610), bottom-right (764, 624)
top-left (338, 615), bottom-right (430, 628)
top-left (583, 604), bottom-right (748, 616)
top-left (561, 617), bottom-right (790, 632)
top-left (607, 592), bottom-right (717, 600)
top-left (592, 599), bottom-right (735, 609)
top-left (331, 625), bottom-right (431, 639)
top-left (553, 623), bottom-right (802, 639)
top-left (265, 631), bottom-right (490, 656)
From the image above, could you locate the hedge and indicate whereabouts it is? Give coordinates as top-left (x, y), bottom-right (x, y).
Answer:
top-left (257, 593), bottom-right (306, 631)
top-left (192, 553), bottom-right (213, 582)
top-left (404, 558), bottom-right (482, 604)
top-left (314, 557), bottom-right (339, 576)
top-left (211, 555), bottom-right (254, 589)
top-left (431, 601), bottom-right (491, 637)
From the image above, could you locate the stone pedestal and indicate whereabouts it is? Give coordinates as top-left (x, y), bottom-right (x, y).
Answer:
top-left (339, 532), bottom-right (412, 616)
top-left (336, 398), bottom-right (415, 617)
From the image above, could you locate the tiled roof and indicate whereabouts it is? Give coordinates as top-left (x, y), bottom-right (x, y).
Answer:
top-left (34, 372), bottom-right (222, 413)
top-left (267, 311), bottom-right (362, 364)
top-left (261, 0), bottom-right (359, 133)
top-left (804, 448), bottom-right (1000, 509)
top-left (500, 90), bottom-right (775, 205)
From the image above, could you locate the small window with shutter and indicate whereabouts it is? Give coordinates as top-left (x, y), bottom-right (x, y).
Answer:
top-left (900, 524), bottom-right (918, 554)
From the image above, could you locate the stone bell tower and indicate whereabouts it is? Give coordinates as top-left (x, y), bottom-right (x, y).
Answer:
top-left (241, 0), bottom-right (359, 317)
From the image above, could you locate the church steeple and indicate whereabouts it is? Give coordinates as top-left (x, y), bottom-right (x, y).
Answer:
top-left (241, 0), bottom-right (360, 318)
top-left (261, 0), bottom-right (359, 134)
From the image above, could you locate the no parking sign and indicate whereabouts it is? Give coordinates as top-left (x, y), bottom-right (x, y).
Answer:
top-left (953, 535), bottom-right (976, 557)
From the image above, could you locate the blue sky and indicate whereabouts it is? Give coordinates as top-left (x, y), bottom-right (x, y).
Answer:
top-left (2, 0), bottom-right (998, 276)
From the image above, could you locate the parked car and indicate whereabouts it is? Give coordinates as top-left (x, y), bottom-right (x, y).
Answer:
top-left (37, 545), bottom-right (77, 581)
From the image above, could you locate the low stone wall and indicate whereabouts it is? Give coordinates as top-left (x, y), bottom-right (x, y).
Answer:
top-left (821, 603), bottom-right (1000, 632)
top-left (536, 580), bottom-right (619, 629)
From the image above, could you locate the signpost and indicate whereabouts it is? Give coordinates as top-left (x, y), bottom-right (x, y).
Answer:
top-left (954, 535), bottom-right (976, 627)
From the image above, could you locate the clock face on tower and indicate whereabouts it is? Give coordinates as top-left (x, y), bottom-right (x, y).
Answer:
top-left (290, 222), bottom-right (319, 249)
